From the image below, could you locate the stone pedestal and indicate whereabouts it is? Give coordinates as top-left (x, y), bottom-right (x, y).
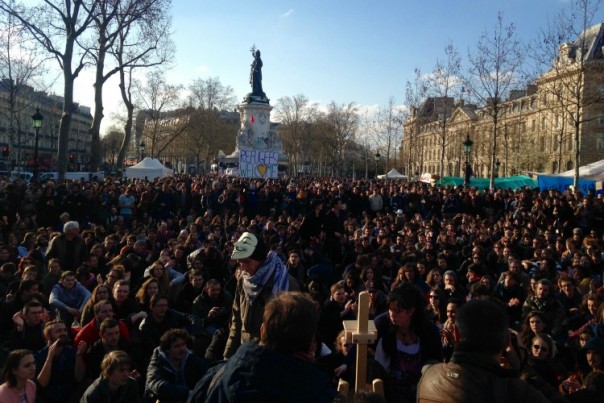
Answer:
top-left (225, 97), bottom-right (285, 163)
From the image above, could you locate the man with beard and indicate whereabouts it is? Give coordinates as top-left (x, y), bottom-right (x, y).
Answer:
top-left (522, 278), bottom-right (566, 338)
top-left (192, 279), bottom-right (233, 337)
top-left (85, 318), bottom-right (131, 380)
top-left (35, 319), bottom-right (87, 403)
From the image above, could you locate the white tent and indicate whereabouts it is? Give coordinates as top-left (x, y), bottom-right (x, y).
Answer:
top-left (558, 158), bottom-right (604, 180)
top-left (125, 157), bottom-right (173, 180)
top-left (378, 168), bottom-right (408, 180)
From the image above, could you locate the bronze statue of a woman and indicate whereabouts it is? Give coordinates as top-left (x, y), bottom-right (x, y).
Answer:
top-left (250, 49), bottom-right (263, 95)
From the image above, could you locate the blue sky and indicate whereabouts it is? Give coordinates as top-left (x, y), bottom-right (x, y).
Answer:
top-left (70, 0), bottom-right (604, 133)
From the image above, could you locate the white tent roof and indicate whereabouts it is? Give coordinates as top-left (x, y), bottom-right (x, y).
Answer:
top-left (378, 168), bottom-right (408, 180)
top-left (125, 157), bottom-right (173, 180)
top-left (558, 159), bottom-right (604, 180)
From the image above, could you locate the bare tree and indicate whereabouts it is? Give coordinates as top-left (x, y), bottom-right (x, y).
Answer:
top-left (112, 0), bottom-right (174, 170)
top-left (274, 94), bottom-right (317, 174)
top-left (465, 12), bottom-right (524, 189)
top-left (317, 102), bottom-right (359, 176)
top-left (369, 97), bottom-right (404, 174)
top-left (427, 42), bottom-right (461, 179)
top-left (135, 69), bottom-right (185, 158)
top-left (531, 0), bottom-right (603, 187)
top-left (0, 0), bottom-right (48, 171)
top-left (184, 76), bottom-right (236, 167)
top-left (85, 0), bottom-right (172, 171)
top-left (0, 0), bottom-right (98, 181)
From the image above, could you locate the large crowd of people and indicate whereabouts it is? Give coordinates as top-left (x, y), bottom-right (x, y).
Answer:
top-left (0, 173), bottom-right (603, 402)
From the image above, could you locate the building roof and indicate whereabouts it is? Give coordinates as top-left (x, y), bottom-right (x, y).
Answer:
top-left (565, 22), bottom-right (604, 62)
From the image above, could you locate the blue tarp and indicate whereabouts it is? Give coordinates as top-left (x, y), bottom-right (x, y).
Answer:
top-left (537, 175), bottom-right (596, 193)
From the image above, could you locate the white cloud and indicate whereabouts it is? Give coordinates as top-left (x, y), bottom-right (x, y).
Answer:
top-left (280, 9), bottom-right (294, 18)
top-left (196, 65), bottom-right (210, 74)
top-left (357, 104), bottom-right (380, 118)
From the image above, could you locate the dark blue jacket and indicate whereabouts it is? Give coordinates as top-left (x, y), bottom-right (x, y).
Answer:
top-left (190, 342), bottom-right (338, 403)
top-left (145, 347), bottom-right (207, 403)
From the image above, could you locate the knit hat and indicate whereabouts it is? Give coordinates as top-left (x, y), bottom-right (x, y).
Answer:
top-left (231, 232), bottom-right (267, 262)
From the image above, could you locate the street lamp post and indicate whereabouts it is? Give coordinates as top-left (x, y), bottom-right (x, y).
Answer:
top-left (463, 134), bottom-right (473, 187)
top-left (495, 159), bottom-right (501, 179)
top-left (374, 152), bottom-right (381, 179)
top-left (139, 141), bottom-right (146, 160)
top-left (31, 108), bottom-right (44, 182)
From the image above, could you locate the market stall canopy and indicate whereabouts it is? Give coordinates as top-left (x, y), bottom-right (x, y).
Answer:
top-left (125, 157), bottom-right (173, 180)
top-left (378, 168), bottom-right (408, 180)
top-left (558, 158), bottom-right (604, 180)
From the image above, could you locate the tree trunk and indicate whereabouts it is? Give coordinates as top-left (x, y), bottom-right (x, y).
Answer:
top-left (58, 47), bottom-right (76, 182)
top-left (117, 68), bottom-right (134, 172)
top-left (490, 113), bottom-right (498, 190)
top-left (89, 36), bottom-right (107, 172)
top-left (574, 119), bottom-right (580, 189)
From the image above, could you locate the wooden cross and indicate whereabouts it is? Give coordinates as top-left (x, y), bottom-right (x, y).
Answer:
top-left (341, 290), bottom-right (381, 395)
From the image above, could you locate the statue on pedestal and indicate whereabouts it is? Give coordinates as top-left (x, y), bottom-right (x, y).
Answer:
top-left (250, 47), bottom-right (263, 95)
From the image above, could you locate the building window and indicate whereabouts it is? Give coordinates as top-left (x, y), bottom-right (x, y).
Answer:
top-left (541, 117), bottom-right (547, 130)
top-left (597, 133), bottom-right (604, 150)
top-left (566, 160), bottom-right (574, 170)
top-left (540, 137), bottom-right (545, 152)
top-left (531, 120), bottom-right (536, 131)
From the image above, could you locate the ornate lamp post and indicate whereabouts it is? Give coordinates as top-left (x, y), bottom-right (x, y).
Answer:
top-left (31, 108), bottom-right (44, 181)
top-left (495, 159), bottom-right (501, 179)
top-left (139, 141), bottom-right (146, 160)
top-left (374, 152), bottom-right (381, 179)
top-left (463, 134), bottom-right (473, 187)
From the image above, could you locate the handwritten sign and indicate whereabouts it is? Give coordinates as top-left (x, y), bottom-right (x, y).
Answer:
top-left (239, 149), bottom-right (279, 178)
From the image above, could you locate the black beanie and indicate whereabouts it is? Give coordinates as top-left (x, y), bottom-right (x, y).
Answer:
top-left (249, 235), bottom-right (268, 262)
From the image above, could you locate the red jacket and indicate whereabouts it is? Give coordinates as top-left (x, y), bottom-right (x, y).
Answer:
top-left (74, 318), bottom-right (130, 347)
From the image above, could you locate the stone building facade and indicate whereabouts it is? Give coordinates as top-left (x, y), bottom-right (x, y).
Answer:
top-left (0, 80), bottom-right (92, 171)
top-left (402, 23), bottom-right (604, 179)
